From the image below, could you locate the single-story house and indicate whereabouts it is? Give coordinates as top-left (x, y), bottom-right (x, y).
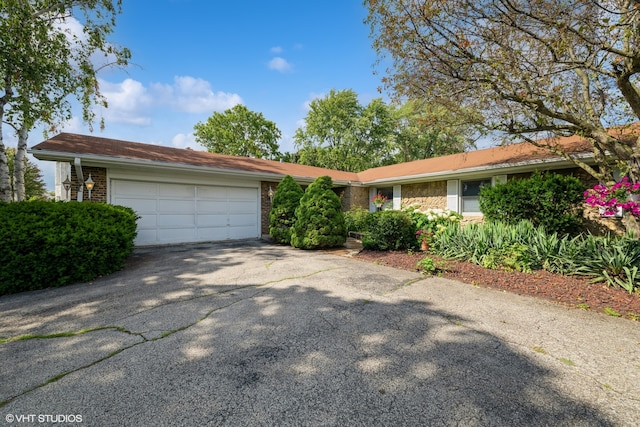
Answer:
top-left (30, 132), bottom-right (600, 246)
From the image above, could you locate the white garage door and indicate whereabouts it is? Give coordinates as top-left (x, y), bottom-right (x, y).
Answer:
top-left (111, 180), bottom-right (259, 246)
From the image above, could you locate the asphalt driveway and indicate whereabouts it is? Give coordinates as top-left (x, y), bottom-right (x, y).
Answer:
top-left (1, 241), bottom-right (639, 426)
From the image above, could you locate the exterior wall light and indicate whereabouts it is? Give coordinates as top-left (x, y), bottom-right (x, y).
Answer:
top-left (268, 186), bottom-right (274, 202)
top-left (62, 176), bottom-right (72, 200)
top-left (85, 174), bottom-right (95, 200)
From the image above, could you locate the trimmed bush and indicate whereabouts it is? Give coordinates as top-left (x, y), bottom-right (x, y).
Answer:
top-left (344, 206), bottom-right (372, 233)
top-left (290, 176), bottom-right (346, 249)
top-left (269, 175), bottom-right (304, 244)
top-left (479, 171), bottom-right (585, 235)
top-left (362, 210), bottom-right (415, 251)
top-left (0, 201), bottom-right (138, 295)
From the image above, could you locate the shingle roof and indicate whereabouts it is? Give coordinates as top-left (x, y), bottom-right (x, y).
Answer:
top-left (30, 131), bottom-right (603, 185)
top-left (31, 133), bottom-right (360, 183)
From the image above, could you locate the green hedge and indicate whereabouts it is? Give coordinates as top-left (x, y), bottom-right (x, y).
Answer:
top-left (269, 175), bottom-right (304, 244)
top-left (362, 210), bottom-right (415, 251)
top-left (0, 201), bottom-right (138, 295)
top-left (479, 172), bottom-right (585, 235)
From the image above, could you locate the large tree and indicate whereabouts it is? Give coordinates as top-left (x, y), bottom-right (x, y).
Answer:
top-left (294, 89), bottom-right (396, 172)
top-left (393, 99), bottom-right (477, 163)
top-left (193, 104), bottom-right (282, 160)
top-left (0, 0), bottom-right (130, 202)
top-left (365, 0), bottom-right (640, 184)
top-left (6, 148), bottom-right (46, 200)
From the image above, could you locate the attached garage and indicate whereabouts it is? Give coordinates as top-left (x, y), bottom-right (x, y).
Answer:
top-left (111, 179), bottom-right (260, 246)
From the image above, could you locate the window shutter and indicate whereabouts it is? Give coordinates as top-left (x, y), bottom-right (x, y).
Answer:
top-left (447, 180), bottom-right (459, 212)
top-left (393, 185), bottom-right (401, 210)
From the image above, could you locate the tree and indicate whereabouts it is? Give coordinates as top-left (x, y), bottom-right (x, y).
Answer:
top-left (392, 99), bottom-right (477, 163)
top-left (290, 176), bottom-right (346, 249)
top-left (0, 0), bottom-right (131, 202)
top-left (294, 89), bottom-right (396, 172)
top-left (6, 148), bottom-right (46, 200)
top-left (194, 105), bottom-right (282, 160)
top-left (269, 175), bottom-right (304, 244)
top-left (365, 0), bottom-right (640, 184)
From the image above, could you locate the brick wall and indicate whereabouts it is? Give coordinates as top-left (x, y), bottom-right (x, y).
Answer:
top-left (69, 166), bottom-right (107, 202)
top-left (260, 181), bottom-right (279, 236)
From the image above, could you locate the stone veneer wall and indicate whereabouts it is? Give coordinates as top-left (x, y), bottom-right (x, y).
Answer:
top-left (337, 185), bottom-right (369, 211)
top-left (401, 181), bottom-right (447, 210)
top-left (69, 166), bottom-right (107, 202)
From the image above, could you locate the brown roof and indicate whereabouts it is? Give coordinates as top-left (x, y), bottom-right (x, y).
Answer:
top-left (30, 131), bottom-right (600, 184)
top-left (357, 134), bottom-right (593, 183)
top-left (31, 133), bottom-right (360, 183)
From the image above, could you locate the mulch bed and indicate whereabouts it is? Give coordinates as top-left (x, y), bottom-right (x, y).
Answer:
top-left (354, 250), bottom-right (640, 321)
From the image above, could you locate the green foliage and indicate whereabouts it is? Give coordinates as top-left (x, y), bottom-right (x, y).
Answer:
top-left (194, 104), bottom-right (282, 160)
top-left (361, 210), bottom-right (415, 251)
top-left (294, 89), bottom-right (396, 172)
top-left (344, 206), bottom-right (372, 232)
top-left (269, 175), bottom-right (304, 244)
top-left (479, 172), bottom-right (585, 235)
top-left (0, 201), bottom-right (138, 295)
top-left (6, 147), bottom-right (46, 200)
top-left (290, 176), bottom-right (346, 249)
top-left (432, 220), bottom-right (640, 292)
top-left (403, 205), bottom-right (462, 234)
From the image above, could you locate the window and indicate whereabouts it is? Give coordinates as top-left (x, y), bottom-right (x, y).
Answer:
top-left (461, 179), bottom-right (491, 214)
top-left (371, 186), bottom-right (394, 211)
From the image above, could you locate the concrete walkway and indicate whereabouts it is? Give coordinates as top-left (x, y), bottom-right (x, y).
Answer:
top-left (1, 241), bottom-right (639, 426)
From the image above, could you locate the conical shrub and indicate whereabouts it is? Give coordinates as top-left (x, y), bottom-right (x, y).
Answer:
top-left (291, 176), bottom-right (347, 249)
top-left (269, 175), bottom-right (304, 244)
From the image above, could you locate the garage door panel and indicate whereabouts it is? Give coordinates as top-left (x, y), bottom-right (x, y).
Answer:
top-left (112, 180), bottom-right (258, 245)
top-left (157, 199), bottom-right (195, 213)
top-left (158, 214), bottom-right (195, 227)
top-left (196, 200), bottom-right (227, 213)
top-left (159, 184), bottom-right (194, 198)
top-left (197, 214), bottom-right (228, 227)
top-left (197, 186), bottom-right (227, 199)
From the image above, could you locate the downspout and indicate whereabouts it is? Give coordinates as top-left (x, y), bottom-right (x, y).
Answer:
top-left (74, 157), bottom-right (84, 202)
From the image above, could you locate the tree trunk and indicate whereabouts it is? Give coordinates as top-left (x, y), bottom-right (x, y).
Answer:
top-left (13, 125), bottom-right (28, 202)
top-left (0, 103), bottom-right (12, 202)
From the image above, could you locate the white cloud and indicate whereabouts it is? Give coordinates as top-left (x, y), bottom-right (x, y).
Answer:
top-left (270, 46), bottom-right (283, 54)
top-left (99, 78), bottom-right (153, 125)
top-left (268, 57), bottom-right (292, 73)
top-left (151, 76), bottom-right (243, 113)
top-left (171, 133), bottom-right (205, 151)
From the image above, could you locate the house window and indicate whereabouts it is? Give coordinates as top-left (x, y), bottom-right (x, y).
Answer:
top-left (370, 186), bottom-right (394, 211)
top-left (461, 179), bottom-right (491, 214)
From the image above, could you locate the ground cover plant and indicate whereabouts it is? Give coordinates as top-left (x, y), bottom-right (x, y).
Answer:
top-left (0, 201), bottom-right (138, 295)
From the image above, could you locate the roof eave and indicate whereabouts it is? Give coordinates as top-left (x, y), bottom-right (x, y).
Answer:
top-left (29, 149), bottom-right (355, 186)
top-left (360, 153), bottom-right (595, 185)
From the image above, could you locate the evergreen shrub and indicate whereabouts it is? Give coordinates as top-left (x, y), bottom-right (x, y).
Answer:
top-left (362, 210), bottom-right (415, 251)
top-left (0, 201), bottom-right (138, 295)
top-left (269, 175), bottom-right (304, 244)
top-left (479, 171), bottom-right (585, 235)
top-left (290, 176), bottom-right (347, 249)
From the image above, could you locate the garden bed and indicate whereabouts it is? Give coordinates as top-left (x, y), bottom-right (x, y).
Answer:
top-left (354, 250), bottom-right (640, 321)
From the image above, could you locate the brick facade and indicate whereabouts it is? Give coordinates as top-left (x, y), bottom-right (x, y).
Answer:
top-left (69, 166), bottom-right (107, 202)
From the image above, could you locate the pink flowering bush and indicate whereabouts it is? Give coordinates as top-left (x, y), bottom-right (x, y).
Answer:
top-left (584, 177), bottom-right (640, 217)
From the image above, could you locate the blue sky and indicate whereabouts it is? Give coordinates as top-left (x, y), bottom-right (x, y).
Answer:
top-left (23, 0), bottom-right (389, 189)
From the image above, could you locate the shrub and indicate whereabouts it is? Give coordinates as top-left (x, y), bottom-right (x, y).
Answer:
top-left (0, 201), bottom-right (138, 295)
top-left (290, 176), bottom-right (347, 249)
top-left (344, 206), bottom-right (372, 233)
top-left (362, 210), bottom-right (415, 251)
top-left (269, 175), bottom-right (304, 244)
top-left (479, 171), bottom-right (585, 235)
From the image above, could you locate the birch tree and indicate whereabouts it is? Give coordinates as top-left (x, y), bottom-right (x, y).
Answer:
top-left (0, 0), bottom-right (130, 202)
